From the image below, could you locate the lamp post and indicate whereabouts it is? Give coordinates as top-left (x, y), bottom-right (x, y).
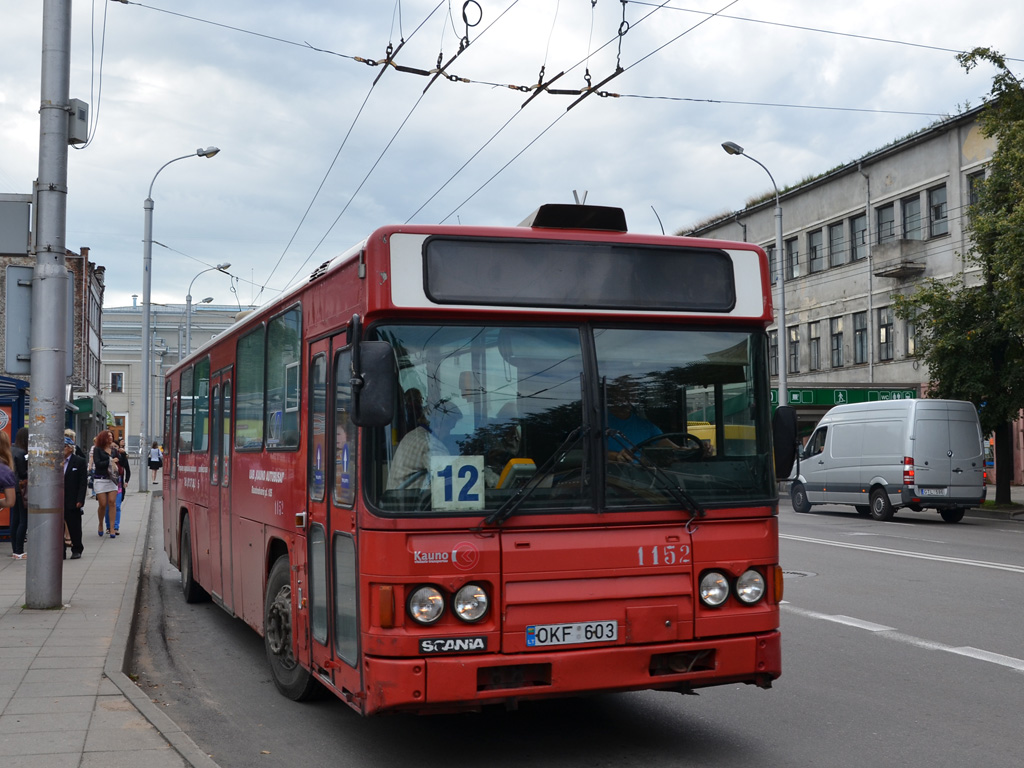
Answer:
top-left (185, 263), bottom-right (230, 355)
top-left (140, 147), bottom-right (220, 492)
top-left (722, 141), bottom-right (788, 409)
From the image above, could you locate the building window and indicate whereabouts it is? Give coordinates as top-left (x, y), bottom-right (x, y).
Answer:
top-left (902, 194), bottom-right (922, 240)
top-left (877, 204), bottom-right (896, 244)
top-left (878, 306), bottom-right (894, 361)
top-left (785, 237), bottom-right (800, 280)
top-left (905, 312), bottom-right (917, 357)
top-left (828, 222), bottom-right (845, 267)
top-left (929, 185), bottom-right (948, 237)
top-left (853, 311), bottom-right (868, 364)
top-left (809, 321), bottom-right (821, 371)
top-left (769, 330), bottom-right (779, 376)
top-left (788, 326), bottom-right (800, 374)
top-left (830, 317), bottom-right (844, 368)
top-left (765, 244), bottom-right (777, 285)
top-left (110, 371), bottom-right (124, 393)
top-left (851, 214), bottom-right (868, 260)
top-left (808, 230), bottom-right (825, 273)
top-left (967, 170), bottom-right (985, 206)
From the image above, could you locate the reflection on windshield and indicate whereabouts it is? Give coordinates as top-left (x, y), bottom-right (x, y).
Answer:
top-left (367, 324), bottom-right (773, 515)
top-left (595, 328), bottom-right (773, 508)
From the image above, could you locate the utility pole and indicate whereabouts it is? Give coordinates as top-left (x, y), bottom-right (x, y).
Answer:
top-left (26, 0), bottom-right (73, 608)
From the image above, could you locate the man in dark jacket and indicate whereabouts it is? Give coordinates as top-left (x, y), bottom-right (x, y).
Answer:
top-left (63, 435), bottom-right (89, 559)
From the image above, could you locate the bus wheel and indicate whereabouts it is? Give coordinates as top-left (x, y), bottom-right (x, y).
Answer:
top-left (791, 482), bottom-right (812, 514)
top-left (940, 508), bottom-right (965, 523)
top-left (869, 488), bottom-right (895, 521)
top-left (180, 515), bottom-right (209, 604)
top-left (264, 556), bottom-right (320, 701)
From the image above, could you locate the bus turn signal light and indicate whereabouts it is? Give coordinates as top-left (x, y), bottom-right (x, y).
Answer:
top-left (378, 585), bottom-right (396, 628)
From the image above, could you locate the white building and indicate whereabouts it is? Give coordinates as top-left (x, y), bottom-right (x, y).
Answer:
top-left (101, 299), bottom-right (250, 452)
top-left (686, 106), bottom-right (994, 448)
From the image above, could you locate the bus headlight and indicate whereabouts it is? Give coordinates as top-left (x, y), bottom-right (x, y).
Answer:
top-left (699, 571), bottom-right (730, 606)
top-left (453, 583), bottom-right (489, 622)
top-left (736, 569), bottom-right (766, 604)
top-left (407, 586), bottom-right (445, 624)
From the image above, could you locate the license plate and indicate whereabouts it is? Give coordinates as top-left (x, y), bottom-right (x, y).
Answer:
top-left (920, 487), bottom-right (948, 496)
top-left (526, 621), bottom-right (618, 647)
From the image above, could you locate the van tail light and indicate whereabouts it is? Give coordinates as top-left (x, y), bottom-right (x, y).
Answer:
top-left (903, 457), bottom-right (915, 485)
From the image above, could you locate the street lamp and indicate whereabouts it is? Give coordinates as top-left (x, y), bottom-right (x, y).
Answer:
top-left (722, 140), bottom-right (788, 408)
top-left (185, 263), bottom-right (230, 355)
top-left (140, 146), bottom-right (220, 492)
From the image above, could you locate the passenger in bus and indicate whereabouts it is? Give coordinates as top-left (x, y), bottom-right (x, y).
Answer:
top-left (605, 376), bottom-right (674, 462)
top-left (386, 389), bottom-right (462, 490)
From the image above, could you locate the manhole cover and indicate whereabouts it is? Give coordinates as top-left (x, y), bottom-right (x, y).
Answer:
top-left (782, 570), bottom-right (816, 578)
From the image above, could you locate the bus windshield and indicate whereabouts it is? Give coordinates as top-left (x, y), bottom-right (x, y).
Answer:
top-left (368, 323), bottom-right (774, 515)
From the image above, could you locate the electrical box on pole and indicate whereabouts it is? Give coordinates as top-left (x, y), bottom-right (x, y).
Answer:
top-left (67, 98), bottom-right (88, 144)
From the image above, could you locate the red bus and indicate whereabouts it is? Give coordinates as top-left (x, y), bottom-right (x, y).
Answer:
top-left (162, 203), bottom-right (797, 715)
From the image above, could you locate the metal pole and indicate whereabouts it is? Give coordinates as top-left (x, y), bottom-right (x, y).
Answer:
top-left (27, 0), bottom-right (72, 608)
top-left (139, 195), bottom-right (154, 492)
top-left (138, 147), bottom-right (219, 492)
top-left (773, 198), bottom-right (789, 407)
top-left (185, 292), bottom-right (192, 358)
top-left (721, 142), bottom-right (788, 408)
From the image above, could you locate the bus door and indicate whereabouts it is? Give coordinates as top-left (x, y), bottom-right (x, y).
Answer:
top-left (306, 335), bottom-right (362, 701)
top-left (209, 369), bottom-right (234, 608)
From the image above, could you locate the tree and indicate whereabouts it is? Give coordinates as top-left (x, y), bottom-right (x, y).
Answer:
top-left (894, 48), bottom-right (1024, 504)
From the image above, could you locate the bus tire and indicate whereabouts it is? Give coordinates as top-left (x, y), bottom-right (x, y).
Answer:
top-left (791, 482), bottom-right (812, 514)
top-left (180, 514), bottom-right (209, 604)
top-left (869, 488), bottom-right (895, 521)
top-left (940, 507), bottom-right (965, 523)
top-left (855, 505), bottom-right (871, 517)
top-left (264, 556), bottom-right (321, 701)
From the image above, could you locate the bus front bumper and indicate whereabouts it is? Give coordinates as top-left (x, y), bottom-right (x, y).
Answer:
top-left (362, 630), bottom-right (780, 715)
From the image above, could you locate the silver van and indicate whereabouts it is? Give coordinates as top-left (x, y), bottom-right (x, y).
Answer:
top-left (790, 399), bottom-right (986, 523)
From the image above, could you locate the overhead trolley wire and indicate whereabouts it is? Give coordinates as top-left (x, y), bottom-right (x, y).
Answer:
top-left (280, 0), bottom-right (522, 291)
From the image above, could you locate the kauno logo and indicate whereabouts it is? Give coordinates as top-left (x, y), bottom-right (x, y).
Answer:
top-left (413, 551), bottom-right (449, 564)
top-left (419, 636), bottom-right (487, 654)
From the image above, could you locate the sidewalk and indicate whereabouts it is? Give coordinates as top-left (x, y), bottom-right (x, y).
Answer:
top-left (0, 484), bottom-right (216, 768)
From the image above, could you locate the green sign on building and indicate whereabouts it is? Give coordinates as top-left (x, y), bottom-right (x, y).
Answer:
top-left (770, 388), bottom-right (918, 406)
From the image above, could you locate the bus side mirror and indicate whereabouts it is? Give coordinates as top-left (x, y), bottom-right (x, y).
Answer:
top-left (351, 340), bottom-right (396, 428)
top-left (772, 405), bottom-right (798, 480)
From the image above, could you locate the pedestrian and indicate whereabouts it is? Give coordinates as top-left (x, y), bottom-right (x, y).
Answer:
top-left (9, 428), bottom-right (28, 559)
top-left (0, 431), bottom-right (21, 559)
top-left (91, 430), bottom-right (119, 539)
top-left (114, 437), bottom-right (131, 535)
top-left (63, 433), bottom-right (88, 559)
top-left (65, 428), bottom-right (85, 458)
top-left (148, 441), bottom-right (163, 483)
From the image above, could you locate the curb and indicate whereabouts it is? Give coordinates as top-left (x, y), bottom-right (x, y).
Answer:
top-left (102, 491), bottom-right (220, 768)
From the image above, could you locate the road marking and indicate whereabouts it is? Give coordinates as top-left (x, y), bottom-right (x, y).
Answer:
top-left (784, 605), bottom-right (894, 632)
top-left (781, 534), bottom-right (1024, 574)
top-left (783, 606), bottom-right (1024, 673)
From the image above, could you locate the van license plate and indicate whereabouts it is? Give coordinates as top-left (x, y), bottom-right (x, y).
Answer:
top-left (920, 487), bottom-right (948, 496)
top-left (526, 621), bottom-right (617, 647)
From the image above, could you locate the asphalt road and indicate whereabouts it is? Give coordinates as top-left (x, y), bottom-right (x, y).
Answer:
top-left (131, 503), bottom-right (1024, 768)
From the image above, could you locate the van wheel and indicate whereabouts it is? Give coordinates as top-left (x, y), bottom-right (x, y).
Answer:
top-left (791, 482), bottom-right (812, 514)
top-left (940, 508), bottom-right (965, 523)
top-left (855, 505), bottom-right (871, 517)
top-left (869, 488), bottom-right (895, 521)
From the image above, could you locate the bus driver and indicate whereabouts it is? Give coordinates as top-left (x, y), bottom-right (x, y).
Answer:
top-left (386, 389), bottom-right (462, 490)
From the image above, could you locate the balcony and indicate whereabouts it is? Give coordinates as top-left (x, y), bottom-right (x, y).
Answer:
top-left (872, 238), bottom-right (928, 279)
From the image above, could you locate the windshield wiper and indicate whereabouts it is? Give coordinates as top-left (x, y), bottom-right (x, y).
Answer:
top-left (481, 426), bottom-right (586, 527)
top-left (605, 429), bottom-right (706, 519)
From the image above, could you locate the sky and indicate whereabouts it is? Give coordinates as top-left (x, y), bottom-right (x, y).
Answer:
top-left (2, 1), bottom-right (1022, 311)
